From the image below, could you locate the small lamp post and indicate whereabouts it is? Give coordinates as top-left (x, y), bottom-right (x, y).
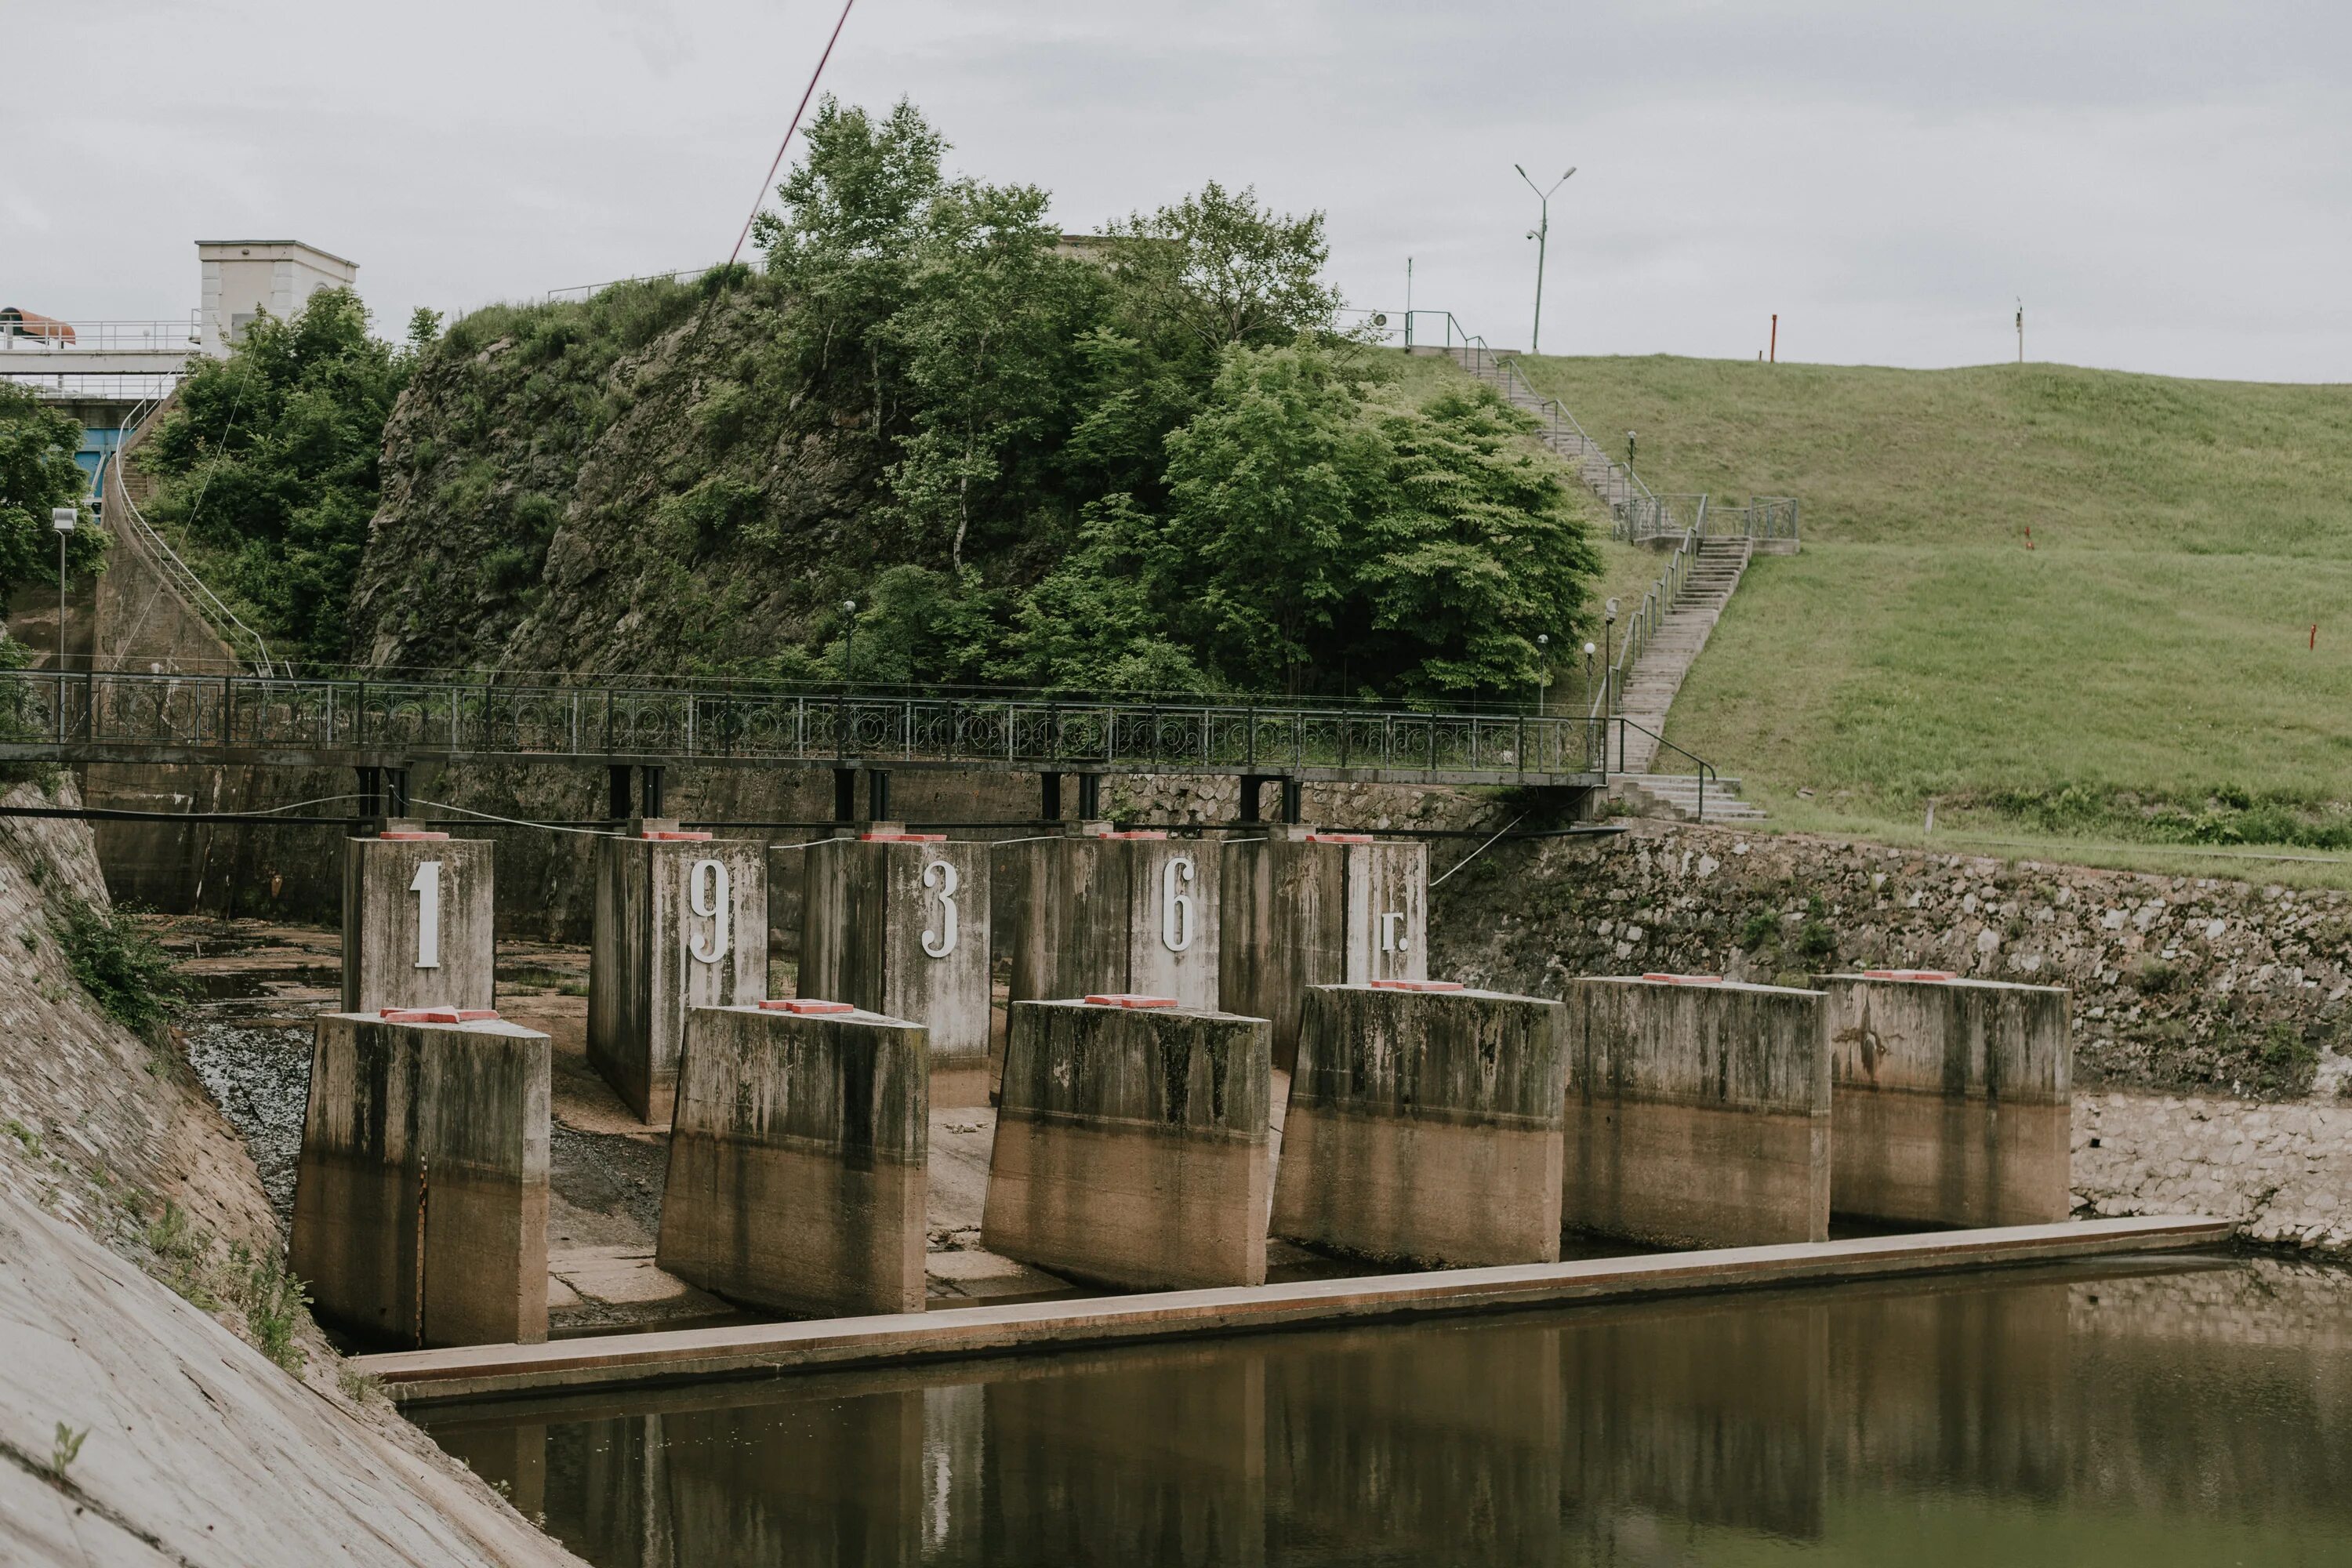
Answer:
top-left (1624, 430), bottom-right (1638, 472)
top-left (840, 598), bottom-right (858, 687)
top-left (1582, 640), bottom-right (1598, 706)
top-left (49, 506), bottom-right (75, 671)
top-left (1533, 633), bottom-right (1549, 714)
top-left (1602, 598), bottom-right (1621, 720)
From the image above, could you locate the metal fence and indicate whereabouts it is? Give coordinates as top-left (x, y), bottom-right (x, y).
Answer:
top-left (0, 671), bottom-right (1611, 781)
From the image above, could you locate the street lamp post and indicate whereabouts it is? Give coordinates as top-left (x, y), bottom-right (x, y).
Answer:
top-left (840, 599), bottom-right (858, 687)
top-left (1514, 163), bottom-right (1575, 355)
top-left (49, 506), bottom-right (75, 671)
top-left (1534, 633), bottom-right (1549, 714)
top-left (1602, 598), bottom-right (1620, 720)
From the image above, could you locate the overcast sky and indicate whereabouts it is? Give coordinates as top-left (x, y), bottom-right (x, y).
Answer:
top-left (8, 1), bottom-right (2349, 381)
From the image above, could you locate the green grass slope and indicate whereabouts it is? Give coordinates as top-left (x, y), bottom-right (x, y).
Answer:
top-left (1508, 354), bottom-right (2352, 858)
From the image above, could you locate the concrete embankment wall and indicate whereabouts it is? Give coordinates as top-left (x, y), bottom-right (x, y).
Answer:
top-left (291, 1014), bottom-right (551, 1348)
top-left (0, 775), bottom-right (583, 1564)
top-left (1563, 978), bottom-right (1831, 1247)
top-left (1272, 985), bottom-right (1564, 1266)
top-left (147, 764), bottom-right (1486, 940)
top-left (985, 1000), bottom-right (1270, 1290)
top-left (659, 1003), bottom-right (928, 1316)
top-left (1820, 974), bottom-right (2073, 1227)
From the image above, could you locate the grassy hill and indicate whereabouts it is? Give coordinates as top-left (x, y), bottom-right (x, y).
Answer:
top-left (1502, 353), bottom-right (2352, 867)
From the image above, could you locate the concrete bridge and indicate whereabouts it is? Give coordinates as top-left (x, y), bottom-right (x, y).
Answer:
top-left (0, 668), bottom-right (1617, 821)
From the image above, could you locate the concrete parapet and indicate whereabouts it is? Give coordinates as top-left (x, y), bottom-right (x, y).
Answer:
top-left (800, 833), bottom-right (991, 1105)
top-left (1220, 833), bottom-right (1428, 1072)
top-left (1817, 971), bottom-right (2073, 1227)
top-left (983, 998), bottom-right (1270, 1289)
top-left (1563, 976), bottom-right (1830, 1248)
top-left (341, 828), bottom-right (494, 1014)
top-left (657, 1000), bottom-right (929, 1317)
top-left (1273, 982), bottom-right (1565, 1267)
top-left (996, 833), bottom-right (1221, 1011)
top-left (587, 827), bottom-right (767, 1124)
top-left (290, 1011), bottom-right (550, 1348)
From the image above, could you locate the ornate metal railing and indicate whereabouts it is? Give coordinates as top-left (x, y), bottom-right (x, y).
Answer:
top-left (0, 670), bottom-right (1612, 780)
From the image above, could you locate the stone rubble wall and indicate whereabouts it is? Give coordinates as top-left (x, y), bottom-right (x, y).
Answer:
top-left (1430, 818), bottom-right (2352, 1256)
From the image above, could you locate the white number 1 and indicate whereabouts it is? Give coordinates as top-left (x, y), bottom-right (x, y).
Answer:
top-left (410, 860), bottom-right (441, 970)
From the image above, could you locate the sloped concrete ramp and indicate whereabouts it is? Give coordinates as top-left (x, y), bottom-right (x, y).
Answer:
top-left (0, 1185), bottom-right (581, 1567)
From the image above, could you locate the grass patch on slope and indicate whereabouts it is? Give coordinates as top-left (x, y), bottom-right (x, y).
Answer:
top-left (1505, 353), bottom-right (2352, 859)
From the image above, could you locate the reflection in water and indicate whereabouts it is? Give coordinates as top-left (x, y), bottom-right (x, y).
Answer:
top-left (422, 1258), bottom-right (2352, 1566)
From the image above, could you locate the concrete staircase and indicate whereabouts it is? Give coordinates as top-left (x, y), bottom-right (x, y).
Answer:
top-left (1603, 536), bottom-right (1769, 822)
top-left (1435, 342), bottom-right (1771, 824)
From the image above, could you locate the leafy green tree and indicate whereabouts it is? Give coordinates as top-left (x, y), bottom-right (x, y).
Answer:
top-left (880, 180), bottom-right (1103, 569)
top-left (143, 288), bottom-right (409, 662)
top-left (0, 382), bottom-right (106, 612)
top-left (1010, 344), bottom-right (1597, 699)
top-left (1159, 344), bottom-right (1388, 690)
top-left (1352, 384), bottom-right (1602, 697)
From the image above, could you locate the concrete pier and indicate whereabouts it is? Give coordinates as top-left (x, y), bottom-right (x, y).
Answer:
top-left (657, 1000), bottom-right (930, 1317)
top-left (1817, 971), bottom-right (2073, 1226)
top-left (800, 830), bottom-right (992, 1105)
top-left (1563, 976), bottom-right (1831, 1248)
top-left (340, 826), bottom-right (494, 1014)
top-left (587, 825), bottom-right (767, 1124)
top-left (1272, 982), bottom-right (1565, 1267)
top-left (996, 832), bottom-right (1221, 1011)
top-left (289, 1011), bottom-right (550, 1348)
top-left (983, 998), bottom-right (1270, 1290)
top-left (1221, 833), bottom-right (1428, 1071)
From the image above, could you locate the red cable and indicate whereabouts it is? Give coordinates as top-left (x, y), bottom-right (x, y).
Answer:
top-left (728, 0), bottom-right (859, 269)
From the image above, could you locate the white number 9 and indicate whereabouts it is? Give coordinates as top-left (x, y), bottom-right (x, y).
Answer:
top-left (920, 858), bottom-right (960, 958)
top-left (1161, 855), bottom-right (1196, 953)
top-left (688, 858), bottom-right (731, 964)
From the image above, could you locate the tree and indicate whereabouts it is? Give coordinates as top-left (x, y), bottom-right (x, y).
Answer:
top-left (1159, 344), bottom-right (1388, 690)
top-left (143, 288), bottom-right (409, 662)
top-left (880, 180), bottom-right (1103, 570)
top-left (0, 383), bottom-right (105, 619)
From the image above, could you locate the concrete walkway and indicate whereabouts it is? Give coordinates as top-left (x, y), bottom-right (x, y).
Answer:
top-left (358, 1215), bottom-right (2228, 1405)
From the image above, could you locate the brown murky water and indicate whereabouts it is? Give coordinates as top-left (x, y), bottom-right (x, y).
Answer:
top-left (419, 1254), bottom-right (2352, 1566)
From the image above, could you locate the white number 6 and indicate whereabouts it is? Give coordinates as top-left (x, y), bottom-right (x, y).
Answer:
top-left (1161, 855), bottom-right (1196, 953)
top-left (920, 858), bottom-right (960, 958)
top-left (410, 860), bottom-right (441, 970)
top-left (688, 858), bottom-right (731, 964)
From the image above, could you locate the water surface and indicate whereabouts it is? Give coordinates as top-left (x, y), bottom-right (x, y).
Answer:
top-left (423, 1255), bottom-right (2352, 1566)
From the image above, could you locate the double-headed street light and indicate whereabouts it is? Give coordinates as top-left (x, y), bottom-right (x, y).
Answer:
top-left (1515, 163), bottom-right (1575, 354)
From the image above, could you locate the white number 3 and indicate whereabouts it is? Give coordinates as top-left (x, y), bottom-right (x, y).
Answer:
top-left (920, 859), bottom-right (960, 958)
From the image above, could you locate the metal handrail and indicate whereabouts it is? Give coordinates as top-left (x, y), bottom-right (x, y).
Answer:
top-left (1607, 716), bottom-right (1720, 822)
top-left (107, 396), bottom-right (280, 677)
top-left (0, 670), bottom-right (1617, 782)
top-left (1589, 520), bottom-right (1707, 724)
top-left (0, 314), bottom-right (200, 352)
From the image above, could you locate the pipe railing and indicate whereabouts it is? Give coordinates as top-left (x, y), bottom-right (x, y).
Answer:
top-left (0, 670), bottom-right (1626, 781)
top-left (104, 396), bottom-right (280, 677)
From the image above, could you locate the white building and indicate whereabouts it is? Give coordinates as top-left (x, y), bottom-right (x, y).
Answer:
top-left (197, 240), bottom-right (358, 357)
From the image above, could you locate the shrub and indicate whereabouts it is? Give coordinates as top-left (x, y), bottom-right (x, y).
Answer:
top-left (51, 898), bottom-right (188, 1036)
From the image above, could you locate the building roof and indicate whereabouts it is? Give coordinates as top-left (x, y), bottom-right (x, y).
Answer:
top-left (194, 240), bottom-right (359, 270)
